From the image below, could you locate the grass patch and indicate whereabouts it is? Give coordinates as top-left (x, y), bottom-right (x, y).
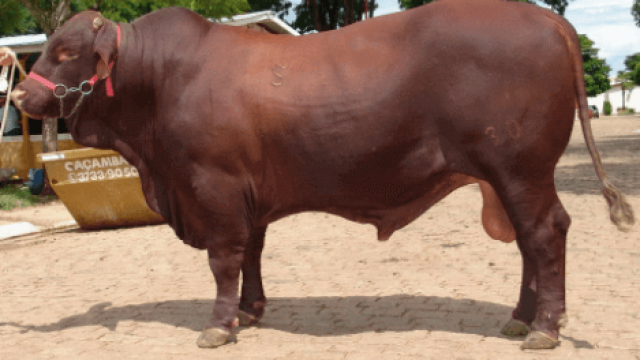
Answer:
top-left (0, 184), bottom-right (57, 211)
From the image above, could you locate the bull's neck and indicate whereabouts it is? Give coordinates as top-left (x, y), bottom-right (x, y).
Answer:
top-left (77, 21), bottom-right (157, 161)
top-left (75, 12), bottom-right (210, 167)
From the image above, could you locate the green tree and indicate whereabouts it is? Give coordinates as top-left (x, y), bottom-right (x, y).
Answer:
top-left (161, 0), bottom-right (250, 19)
top-left (624, 53), bottom-right (640, 86)
top-left (617, 71), bottom-right (634, 111)
top-left (397, 0), bottom-right (431, 10)
top-left (75, 0), bottom-right (158, 23)
top-left (633, 0), bottom-right (639, 27)
top-left (293, 0), bottom-right (376, 33)
top-left (399, 0), bottom-right (571, 16)
top-left (247, 0), bottom-right (292, 19)
top-left (1, 0), bottom-right (251, 38)
top-left (579, 34), bottom-right (611, 97)
top-left (15, 0), bottom-right (74, 35)
top-left (0, 0), bottom-right (37, 35)
top-left (79, 0), bottom-right (250, 22)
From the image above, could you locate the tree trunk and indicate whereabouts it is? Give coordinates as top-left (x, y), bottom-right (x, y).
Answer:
top-left (18, 0), bottom-right (72, 35)
top-left (309, 0), bottom-right (323, 32)
top-left (329, 0), bottom-right (339, 29)
top-left (344, 0), bottom-right (355, 25)
top-left (40, 117), bottom-right (58, 196)
top-left (343, 0), bottom-right (351, 26)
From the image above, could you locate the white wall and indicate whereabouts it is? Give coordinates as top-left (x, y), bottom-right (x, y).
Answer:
top-left (588, 85), bottom-right (640, 115)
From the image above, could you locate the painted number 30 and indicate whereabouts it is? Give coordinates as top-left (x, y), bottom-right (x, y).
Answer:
top-left (68, 166), bottom-right (139, 183)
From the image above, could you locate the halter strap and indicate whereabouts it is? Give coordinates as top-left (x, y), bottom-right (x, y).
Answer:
top-left (28, 23), bottom-right (121, 98)
top-left (27, 72), bottom-right (56, 91)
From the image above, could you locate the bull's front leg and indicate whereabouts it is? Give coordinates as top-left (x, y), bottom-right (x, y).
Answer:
top-left (197, 245), bottom-right (244, 348)
top-left (238, 226), bottom-right (267, 326)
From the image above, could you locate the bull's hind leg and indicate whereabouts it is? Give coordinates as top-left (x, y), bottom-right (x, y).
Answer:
top-left (238, 226), bottom-right (267, 326)
top-left (496, 181), bottom-right (570, 349)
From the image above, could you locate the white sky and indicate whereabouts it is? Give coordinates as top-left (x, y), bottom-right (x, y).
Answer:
top-left (287, 0), bottom-right (640, 75)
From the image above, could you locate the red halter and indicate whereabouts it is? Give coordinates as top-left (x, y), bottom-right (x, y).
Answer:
top-left (28, 24), bottom-right (121, 98)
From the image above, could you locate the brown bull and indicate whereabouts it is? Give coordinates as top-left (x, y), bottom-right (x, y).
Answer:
top-left (11, 0), bottom-right (635, 350)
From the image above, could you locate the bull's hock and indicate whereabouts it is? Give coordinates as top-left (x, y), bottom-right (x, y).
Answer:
top-left (38, 148), bottom-right (164, 230)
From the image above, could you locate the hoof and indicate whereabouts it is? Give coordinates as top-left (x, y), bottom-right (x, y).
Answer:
top-left (237, 310), bottom-right (260, 326)
top-left (197, 327), bottom-right (231, 348)
top-left (520, 331), bottom-right (559, 350)
top-left (501, 319), bottom-right (530, 337)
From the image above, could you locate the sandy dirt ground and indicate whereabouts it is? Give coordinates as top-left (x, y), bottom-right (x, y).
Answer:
top-left (0, 116), bottom-right (639, 360)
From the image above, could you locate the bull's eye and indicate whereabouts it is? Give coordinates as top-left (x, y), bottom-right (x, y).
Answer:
top-left (58, 52), bottom-right (79, 62)
top-left (54, 45), bottom-right (79, 63)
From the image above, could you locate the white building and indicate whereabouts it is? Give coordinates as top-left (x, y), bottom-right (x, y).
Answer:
top-left (588, 77), bottom-right (640, 115)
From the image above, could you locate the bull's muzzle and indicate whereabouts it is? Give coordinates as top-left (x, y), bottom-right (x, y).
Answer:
top-left (10, 88), bottom-right (26, 110)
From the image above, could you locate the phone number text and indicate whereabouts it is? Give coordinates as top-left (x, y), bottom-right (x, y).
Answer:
top-left (67, 166), bottom-right (139, 183)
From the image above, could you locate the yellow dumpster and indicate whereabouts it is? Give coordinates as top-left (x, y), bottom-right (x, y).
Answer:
top-left (37, 148), bottom-right (165, 230)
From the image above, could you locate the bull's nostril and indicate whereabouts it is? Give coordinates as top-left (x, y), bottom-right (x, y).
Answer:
top-left (10, 89), bottom-right (26, 109)
top-left (10, 88), bottom-right (25, 100)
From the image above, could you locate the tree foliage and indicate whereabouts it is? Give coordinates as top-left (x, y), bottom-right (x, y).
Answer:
top-left (74, 0), bottom-right (159, 23)
top-left (0, 0), bottom-right (38, 35)
top-left (80, 0), bottom-right (250, 22)
top-left (162, 0), bottom-right (250, 19)
top-left (399, 0), bottom-right (570, 15)
top-left (247, 0), bottom-right (292, 20)
top-left (617, 70), bottom-right (634, 89)
top-left (293, 0), bottom-right (376, 34)
top-left (624, 53), bottom-right (640, 86)
top-left (0, 0), bottom-right (251, 37)
top-left (633, 0), bottom-right (639, 27)
top-left (580, 34), bottom-right (611, 97)
top-left (616, 70), bottom-right (634, 110)
top-left (16, 0), bottom-right (74, 35)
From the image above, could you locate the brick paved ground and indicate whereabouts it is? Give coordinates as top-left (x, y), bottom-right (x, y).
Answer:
top-left (1, 118), bottom-right (639, 360)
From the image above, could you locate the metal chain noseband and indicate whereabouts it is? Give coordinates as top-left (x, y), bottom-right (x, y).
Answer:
top-left (53, 80), bottom-right (93, 119)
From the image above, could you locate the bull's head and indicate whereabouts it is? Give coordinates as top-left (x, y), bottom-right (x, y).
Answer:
top-left (12, 12), bottom-right (119, 123)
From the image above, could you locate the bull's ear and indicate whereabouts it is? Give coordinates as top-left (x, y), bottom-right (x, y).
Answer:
top-left (93, 17), bottom-right (117, 80)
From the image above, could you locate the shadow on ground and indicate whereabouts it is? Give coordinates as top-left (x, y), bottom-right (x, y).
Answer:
top-left (1, 296), bottom-right (511, 337)
top-left (555, 161), bottom-right (640, 196)
top-left (0, 295), bottom-right (594, 348)
top-left (562, 134), bottom-right (640, 158)
top-left (556, 134), bottom-right (640, 196)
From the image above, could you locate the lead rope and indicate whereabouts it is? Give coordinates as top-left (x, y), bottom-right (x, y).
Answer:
top-left (0, 48), bottom-right (27, 145)
top-left (0, 59), bottom-right (17, 145)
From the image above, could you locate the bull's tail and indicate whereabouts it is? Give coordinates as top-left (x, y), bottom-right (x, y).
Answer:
top-left (556, 17), bottom-right (635, 231)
